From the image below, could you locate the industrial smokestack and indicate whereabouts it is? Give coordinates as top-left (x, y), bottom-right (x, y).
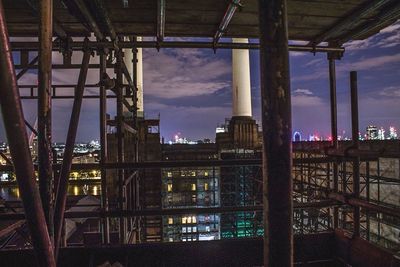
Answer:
top-left (232, 38), bottom-right (252, 118)
top-left (123, 36), bottom-right (144, 118)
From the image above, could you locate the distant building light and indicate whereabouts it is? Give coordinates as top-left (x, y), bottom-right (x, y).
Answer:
top-left (293, 131), bottom-right (301, 142)
top-left (167, 184), bottom-right (173, 192)
top-left (216, 127), bottom-right (225, 133)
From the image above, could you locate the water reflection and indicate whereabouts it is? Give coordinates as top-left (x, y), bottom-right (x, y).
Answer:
top-left (68, 184), bottom-right (101, 196)
top-left (0, 184), bottom-right (101, 200)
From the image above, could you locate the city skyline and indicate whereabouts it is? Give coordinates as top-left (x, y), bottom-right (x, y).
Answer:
top-left (0, 22), bottom-right (399, 142)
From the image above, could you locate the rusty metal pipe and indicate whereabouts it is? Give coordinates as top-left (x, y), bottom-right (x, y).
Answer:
top-left (0, 201), bottom-right (337, 220)
top-left (259, 0), bottom-right (293, 266)
top-left (214, 0), bottom-right (241, 45)
top-left (38, 0), bottom-right (54, 238)
top-left (157, 0), bottom-right (166, 42)
top-left (328, 53), bottom-right (339, 229)
top-left (350, 71), bottom-right (360, 237)
top-left (16, 55), bottom-right (38, 80)
top-left (0, 1), bottom-right (55, 265)
top-left (72, 0), bottom-right (104, 40)
top-left (99, 50), bottom-right (110, 244)
top-left (53, 48), bottom-right (92, 258)
top-left (10, 40), bottom-right (346, 52)
top-left (309, 0), bottom-right (393, 46)
top-left (115, 50), bottom-right (127, 243)
top-left (92, 0), bottom-right (117, 41)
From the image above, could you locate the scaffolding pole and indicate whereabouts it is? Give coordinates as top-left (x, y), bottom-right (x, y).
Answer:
top-left (350, 71), bottom-right (360, 237)
top-left (38, 0), bottom-right (54, 237)
top-left (116, 50), bottom-right (127, 244)
top-left (53, 47), bottom-right (92, 258)
top-left (328, 51), bottom-right (340, 229)
top-left (99, 49), bottom-right (110, 244)
top-left (0, 1), bottom-right (55, 265)
top-left (259, 0), bottom-right (293, 266)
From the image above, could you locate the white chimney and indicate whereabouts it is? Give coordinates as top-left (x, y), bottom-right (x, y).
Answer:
top-left (232, 38), bottom-right (252, 117)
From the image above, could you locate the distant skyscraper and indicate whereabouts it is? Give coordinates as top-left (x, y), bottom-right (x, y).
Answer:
top-left (366, 125), bottom-right (378, 140)
top-left (378, 127), bottom-right (385, 140)
top-left (389, 126), bottom-right (398, 139)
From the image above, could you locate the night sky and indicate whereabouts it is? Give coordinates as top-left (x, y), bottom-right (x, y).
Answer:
top-left (0, 21), bottom-right (399, 143)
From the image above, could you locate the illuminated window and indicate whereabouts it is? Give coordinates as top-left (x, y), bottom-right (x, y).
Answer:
top-left (167, 172), bottom-right (172, 177)
top-left (187, 227), bottom-right (192, 233)
top-left (182, 217), bottom-right (187, 224)
top-left (206, 226), bottom-right (210, 232)
top-left (191, 183), bottom-right (196, 191)
top-left (167, 184), bottom-right (173, 192)
top-left (191, 171), bottom-right (196, 176)
top-left (72, 172), bottom-right (79, 179)
top-left (169, 237), bottom-right (173, 242)
top-left (204, 183), bottom-right (209, 191)
top-left (73, 186), bottom-right (79, 196)
top-left (187, 216), bottom-right (192, 224)
top-left (193, 227), bottom-right (197, 232)
top-left (204, 171), bottom-right (208, 176)
top-left (182, 227), bottom-right (187, 233)
top-left (192, 216), bottom-right (197, 223)
top-left (168, 217), bottom-right (173, 225)
top-left (192, 194), bottom-right (196, 203)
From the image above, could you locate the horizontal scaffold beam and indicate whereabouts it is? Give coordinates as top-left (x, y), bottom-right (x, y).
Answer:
top-left (10, 41), bottom-right (345, 53)
top-left (0, 157), bottom-right (366, 172)
top-left (0, 200), bottom-right (337, 220)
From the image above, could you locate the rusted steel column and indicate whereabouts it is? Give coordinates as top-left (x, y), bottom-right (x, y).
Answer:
top-left (328, 51), bottom-right (339, 229)
top-left (258, 0), bottom-right (293, 266)
top-left (99, 49), bottom-right (110, 244)
top-left (53, 47), bottom-right (91, 257)
top-left (350, 71), bottom-right (360, 237)
top-left (116, 50), bottom-right (127, 243)
top-left (38, 0), bottom-right (54, 235)
top-left (0, 1), bottom-right (56, 266)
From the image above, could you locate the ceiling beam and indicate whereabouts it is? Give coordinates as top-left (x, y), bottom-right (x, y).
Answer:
top-left (338, 1), bottom-right (400, 44)
top-left (308, 0), bottom-right (393, 46)
top-left (71, 0), bottom-right (104, 40)
top-left (26, 0), bottom-right (68, 39)
top-left (213, 0), bottom-right (241, 46)
top-left (92, 0), bottom-right (117, 41)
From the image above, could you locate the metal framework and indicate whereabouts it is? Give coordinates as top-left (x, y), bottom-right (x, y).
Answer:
top-left (0, 0), bottom-right (399, 267)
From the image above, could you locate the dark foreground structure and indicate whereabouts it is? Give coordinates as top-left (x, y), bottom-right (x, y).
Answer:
top-left (0, 0), bottom-right (400, 266)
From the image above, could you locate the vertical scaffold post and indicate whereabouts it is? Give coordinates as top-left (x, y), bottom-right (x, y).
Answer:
top-left (0, 1), bottom-right (55, 265)
top-left (100, 48), bottom-right (110, 244)
top-left (258, 0), bottom-right (293, 266)
top-left (328, 50), bottom-right (340, 229)
top-left (350, 71), bottom-right (360, 237)
top-left (38, 0), bottom-right (54, 237)
top-left (116, 49), bottom-right (127, 243)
